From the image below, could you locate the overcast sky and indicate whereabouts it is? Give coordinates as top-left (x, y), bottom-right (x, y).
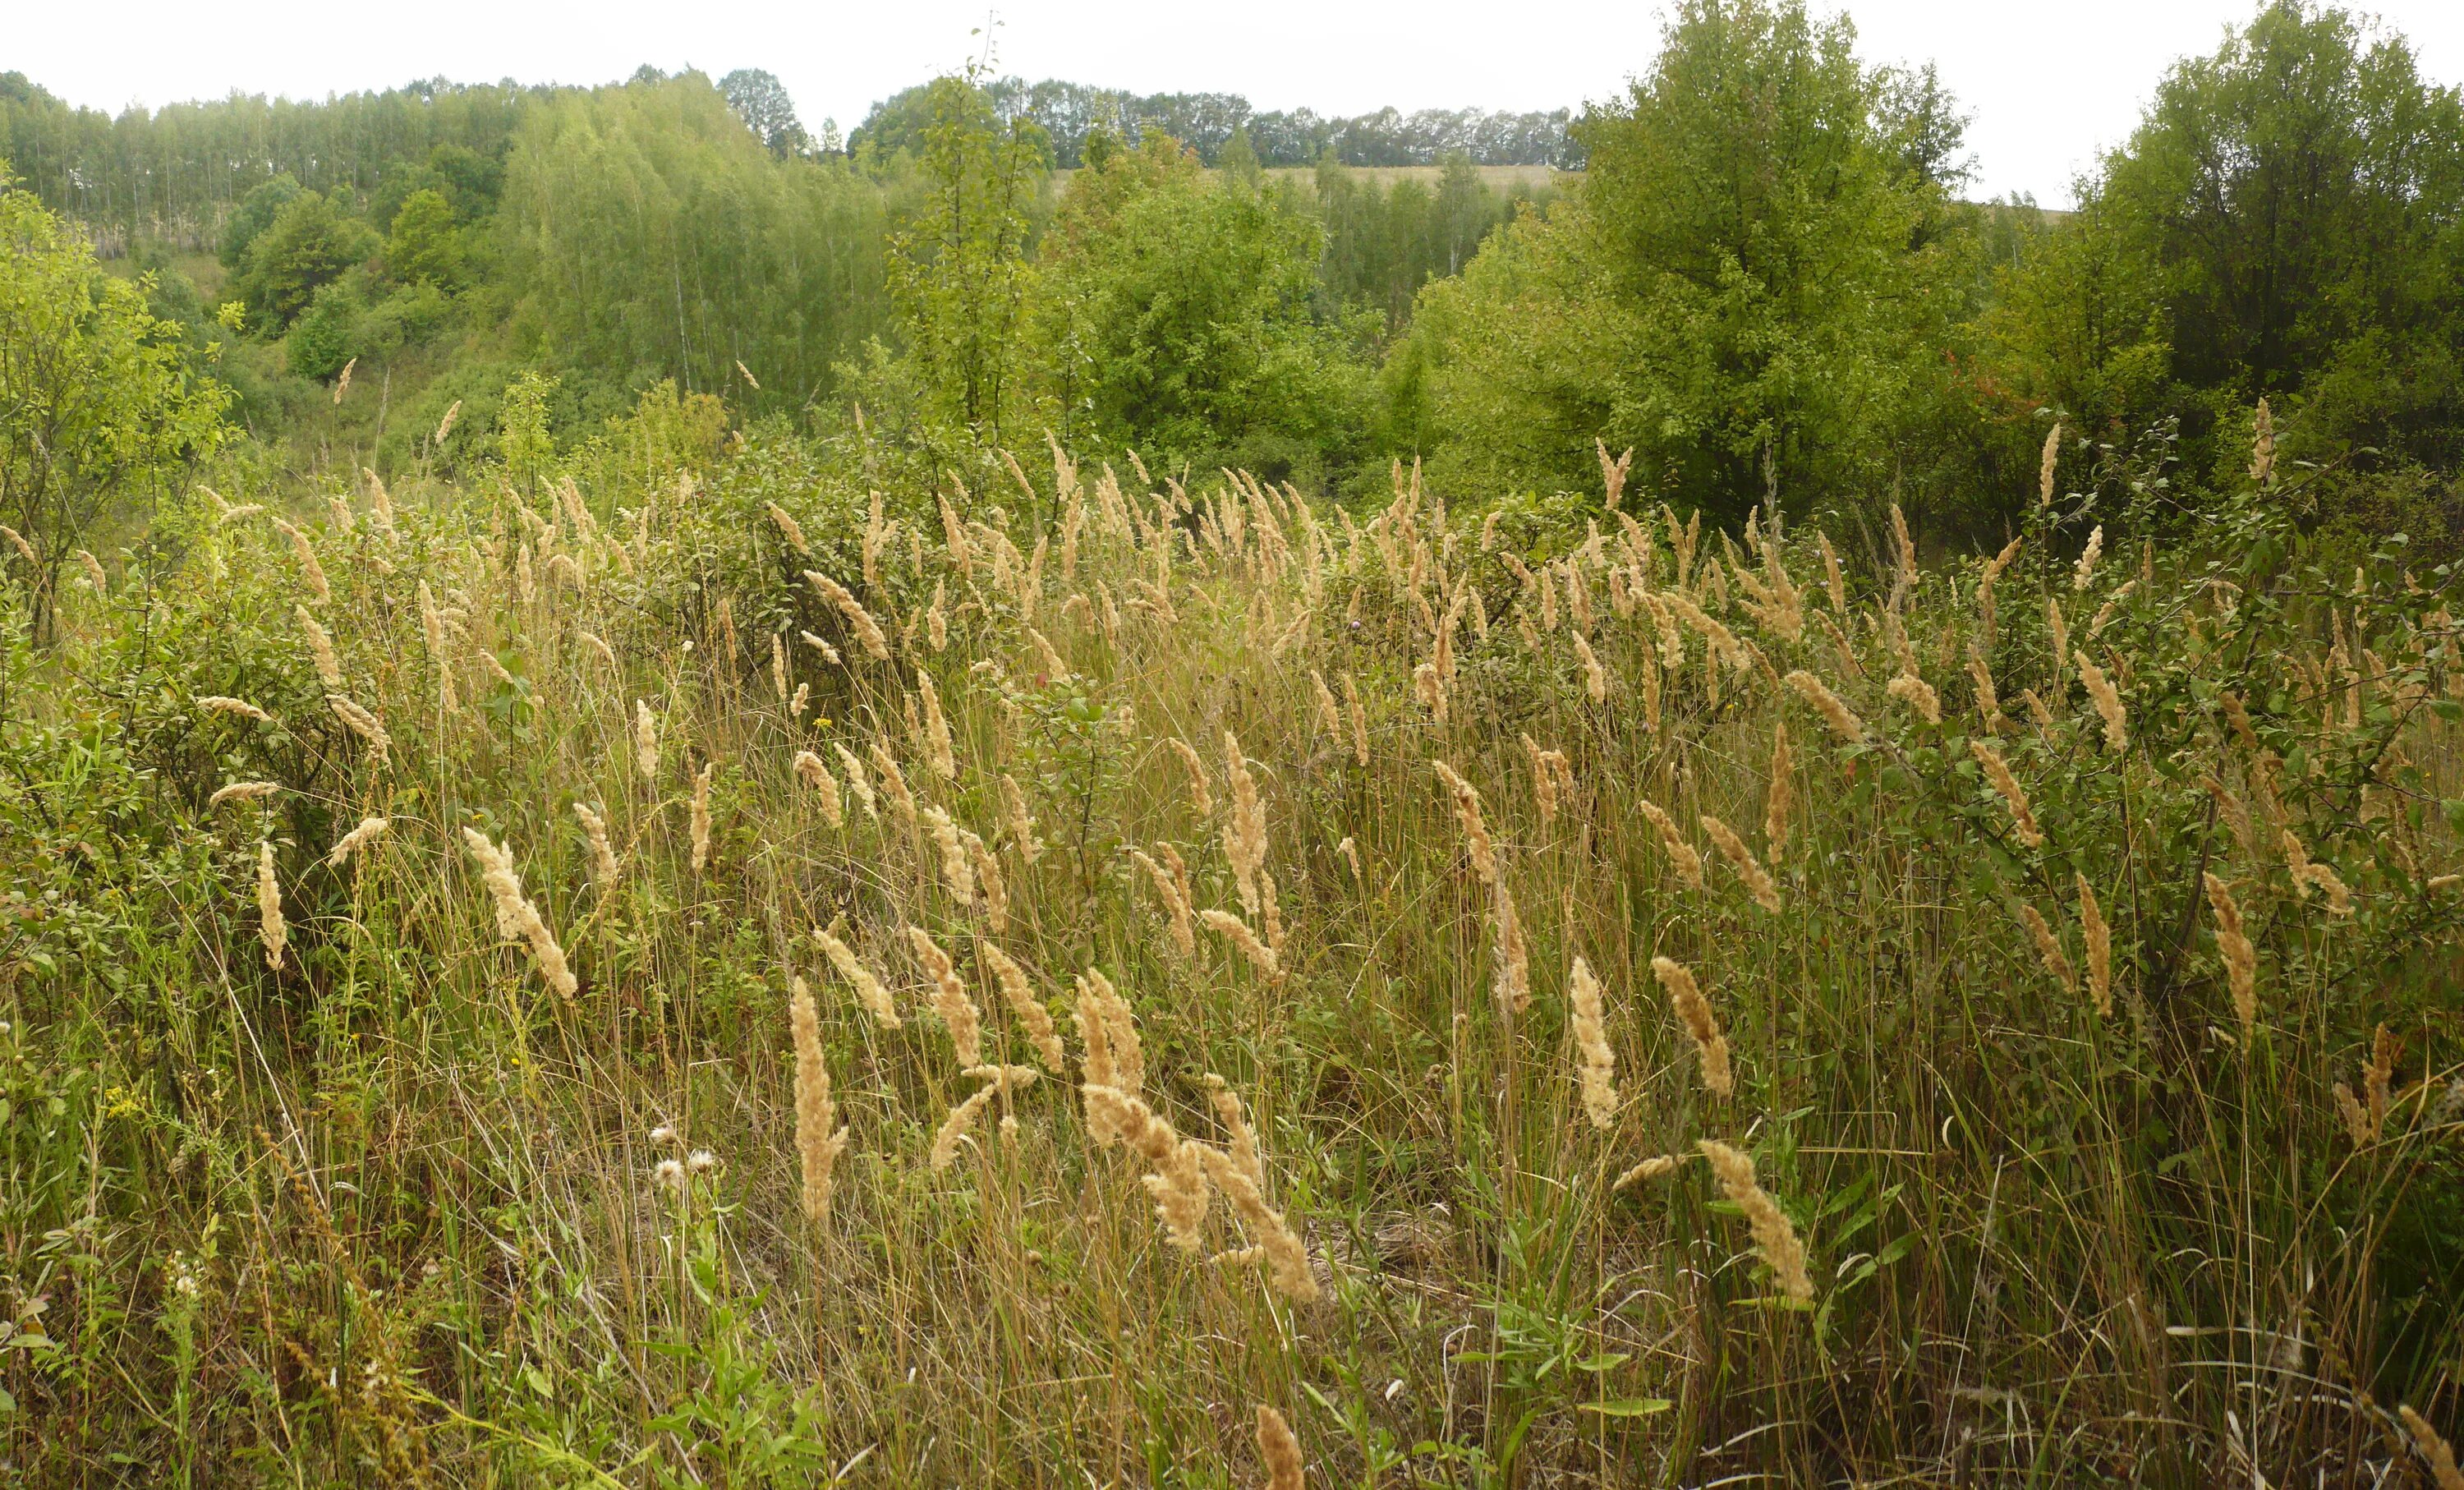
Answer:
top-left (11, 1), bottom-right (2463, 206)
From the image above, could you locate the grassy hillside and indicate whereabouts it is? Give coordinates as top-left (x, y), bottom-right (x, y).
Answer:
top-left (3, 416), bottom-right (2460, 1485)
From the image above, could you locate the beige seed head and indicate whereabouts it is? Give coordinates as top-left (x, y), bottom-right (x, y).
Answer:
top-left (297, 606), bottom-right (342, 689)
top-left (634, 701), bottom-right (660, 778)
top-left (906, 926), bottom-right (981, 1066)
top-left (210, 780), bottom-right (283, 808)
top-left (573, 802), bottom-right (621, 888)
top-left (1637, 798), bottom-right (1706, 891)
top-left (325, 816), bottom-right (389, 869)
top-left (1166, 736), bottom-right (1213, 816)
top-left (1653, 955), bottom-right (1731, 1098)
top-left (2077, 874), bottom-right (2112, 1017)
top-left (1431, 761), bottom-right (1497, 884)
top-left (1701, 815), bottom-right (1781, 913)
top-left (460, 829), bottom-right (578, 1000)
top-left (2204, 872), bottom-right (2259, 1035)
top-left (917, 674), bottom-right (956, 779)
top-left (833, 744), bottom-right (876, 817)
top-left (816, 927), bottom-right (899, 1028)
top-left (2018, 903), bottom-right (2075, 992)
top-left (2077, 651), bottom-right (2127, 752)
top-left (1785, 669), bottom-right (1866, 744)
top-left (2399, 1405), bottom-right (2464, 1490)
top-left (689, 761), bottom-right (715, 873)
top-left (255, 841), bottom-right (287, 970)
top-left (792, 751), bottom-right (844, 828)
top-left (1698, 1139), bottom-right (1813, 1304)
top-left (327, 695), bottom-right (389, 766)
top-left (1887, 670), bottom-right (1942, 725)
top-left (1970, 740), bottom-right (2043, 848)
top-left (1195, 1143), bottom-right (1317, 1301)
top-left (1201, 908), bottom-right (1280, 979)
top-left (197, 695), bottom-right (272, 724)
top-left (869, 742), bottom-right (916, 823)
top-left (804, 571), bottom-right (891, 660)
top-left (1257, 1405), bottom-right (1305, 1490)
top-left (788, 977), bottom-right (848, 1221)
top-left (1765, 722), bottom-right (1794, 856)
top-left (1569, 956), bottom-right (1617, 1129)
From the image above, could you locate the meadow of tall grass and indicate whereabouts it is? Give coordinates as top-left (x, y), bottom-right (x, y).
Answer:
top-left (1, 416), bottom-right (2460, 1486)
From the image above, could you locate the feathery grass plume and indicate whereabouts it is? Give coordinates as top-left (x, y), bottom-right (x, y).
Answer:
top-left (1636, 798), bottom-right (1707, 890)
top-left (1784, 669), bottom-right (1865, 743)
top-left (2333, 1081), bottom-right (2373, 1144)
top-left (1765, 721), bottom-right (1794, 855)
top-left (2072, 525), bottom-right (2104, 592)
top-left (1491, 877), bottom-right (1531, 1014)
top-left (197, 695), bottom-right (273, 724)
top-left (816, 927), bottom-right (899, 1028)
top-left (1202, 908), bottom-right (1281, 979)
top-left (1967, 651), bottom-right (2005, 733)
top-left (272, 518), bottom-right (331, 604)
top-left (1309, 670), bottom-right (1343, 742)
top-left (869, 742), bottom-right (917, 824)
top-left (2400, 1406), bottom-right (2464, 1490)
top-left (1025, 625), bottom-right (1069, 680)
top-left (327, 696), bottom-right (389, 766)
top-left (1615, 1155), bottom-right (1683, 1189)
top-left (73, 548), bottom-right (107, 593)
top-left (788, 977), bottom-right (848, 1221)
top-left (1224, 731), bottom-right (1268, 911)
top-left (1129, 848), bottom-right (1198, 956)
top-left (1698, 1139), bottom-right (1814, 1304)
top-left (998, 774), bottom-right (1041, 864)
top-left (2019, 904), bottom-right (2075, 991)
top-left (2039, 422), bottom-right (2062, 506)
top-left (921, 807), bottom-right (977, 909)
top-left (1653, 955), bottom-right (1731, 1098)
top-left (2204, 871), bottom-right (2259, 1035)
top-left (1701, 815), bottom-right (1781, 913)
top-left (968, 830), bottom-right (1009, 933)
top-left (1976, 534), bottom-right (2022, 642)
top-left (573, 802), bottom-right (621, 888)
top-left (765, 502), bottom-right (809, 554)
top-left (2077, 651), bottom-right (2128, 752)
top-left (2365, 1022), bottom-right (2398, 1132)
top-left (297, 605), bottom-right (342, 688)
top-left (1569, 955), bottom-right (1618, 1129)
top-left (1195, 1143), bottom-right (1317, 1301)
top-left (803, 571), bottom-right (891, 660)
top-left (917, 674), bottom-right (956, 779)
top-left (1205, 1074), bottom-right (1265, 1189)
top-left (1078, 964), bottom-right (1146, 1092)
top-left (634, 701), bottom-right (659, 778)
top-left (1339, 672), bottom-right (1370, 766)
top-left (793, 751), bottom-right (844, 828)
top-left (2285, 831), bottom-right (2355, 915)
top-left (920, 578), bottom-right (949, 651)
top-left (1431, 761), bottom-right (1497, 883)
top-left (832, 743), bottom-right (876, 818)
top-left (1968, 740), bottom-right (2043, 848)
top-left (460, 829), bottom-right (579, 1000)
top-left (769, 633), bottom-right (790, 703)
top-left (1083, 1086), bottom-right (1211, 1249)
top-left (800, 629), bottom-right (843, 665)
top-left (980, 941), bottom-right (1064, 1071)
top-left (907, 926), bottom-right (981, 1066)
top-left (1414, 660), bottom-right (1449, 723)
top-left (688, 761), bottom-right (716, 872)
top-left (930, 1077), bottom-right (1004, 1171)
top-left (2077, 875), bottom-right (2112, 1016)
top-left (255, 841), bottom-right (287, 970)
top-left (1257, 1405), bottom-right (1305, 1490)
top-left (2021, 688), bottom-right (2055, 728)
top-left (1165, 737), bottom-right (1213, 816)
top-left (1573, 631), bottom-right (1608, 703)
top-left (326, 816), bottom-right (388, 868)
top-left (210, 780), bottom-right (282, 807)
top-left (434, 399), bottom-right (460, 445)
top-left (1887, 669), bottom-right (1942, 724)
top-left (2250, 398), bottom-right (2277, 486)
top-left (0, 524), bottom-right (37, 565)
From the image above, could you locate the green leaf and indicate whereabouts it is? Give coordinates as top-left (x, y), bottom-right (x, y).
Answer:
top-left (1580, 1397), bottom-right (1674, 1417)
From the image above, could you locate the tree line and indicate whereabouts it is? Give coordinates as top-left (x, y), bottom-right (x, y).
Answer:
top-left (4, 0), bottom-right (2459, 554)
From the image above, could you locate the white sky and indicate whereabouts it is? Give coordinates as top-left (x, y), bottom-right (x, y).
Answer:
top-left (10, 1), bottom-right (2462, 207)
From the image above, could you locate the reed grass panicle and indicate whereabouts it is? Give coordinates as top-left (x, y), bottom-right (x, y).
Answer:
top-left (788, 977), bottom-right (848, 1221)
top-left (1166, 737), bottom-right (1213, 816)
top-left (2204, 872), bottom-right (2259, 1034)
top-left (298, 606), bottom-right (342, 688)
top-left (2073, 525), bottom-right (2104, 591)
top-left (816, 928), bottom-right (899, 1028)
top-left (917, 674), bottom-right (956, 779)
top-left (1431, 761), bottom-right (1496, 883)
top-left (1765, 722), bottom-right (1793, 854)
top-left (325, 816), bottom-right (388, 869)
top-left (969, 832), bottom-right (1009, 932)
top-left (1969, 740), bottom-right (2043, 847)
top-left (1699, 1139), bottom-right (1813, 1302)
top-left (929, 1080), bottom-right (1002, 1171)
top-left (869, 742), bottom-right (917, 824)
top-left (922, 807), bottom-right (977, 908)
top-left (1784, 669), bottom-right (1864, 743)
top-left (459, 829), bottom-right (578, 1000)
top-left (832, 744), bottom-right (876, 817)
top-left (2398, 1406), bottom-right (2464, 1490)
top-left (793, 751), bottom-right (844, 828)
top-left (1700, 815), bottom-right (1780, 913)
top-left (690, 761), bottom-right (715, 872)
top-left (573, 802), bottom-right (621, 887)
top-left (1887, 669), bottom-right (1942, 725)
top-left (906, 927), bottom-right (981, 1066)
top-left (209, 780), bottom-right (281, 808)
top-left (2018, 904), bottom-right (2075, 991)
top-left (634, 701), bottom-right (659, 778)
top-left (999, 774), bottom-right (1041, 863)
top-left (2077, 875), bottom-right (2112, 1016)
top-left (1129, 848), bottom-right (1197, 956)
top-left (1615, 1155), bottom-right (1682, 1189)
top-left (1224, 731), bottom-right (1268, 909)
top-left (804, 572), bottom-right (891, 660)
top-left (273, 518), bottom-right (331, 604)
top-left (979, 941), bottom-right (1064, 1071)
top-left (1569, 956), bottom-right (1618, 1128)
top-left (1195, 1143), bottom-right (1317, 1301)
top-left (1653, 956), bottom-right (1731, 1098)
top-left (1636, 798), bottom-right (1706, 890)
top-left (2077, 651), bottom-right (2127, 752)
top-left (255, 842), bottom-right (286, 970)
top-left (1257, 1404), bottom-right (1305, 1490)
top-left (1201, 908), bottom-right (1280, 979)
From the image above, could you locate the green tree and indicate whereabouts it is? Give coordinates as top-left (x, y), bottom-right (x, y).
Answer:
top-left (234, 189), bottom-right (375, 329)
top-left (2092, 1), bottom-right (2464, 473)
top-left (0, 172), bottom-right (228, 633)
top-left (721, 69), bottom-right (810, 159)
top-left (1400, 0), bottom-right (1979, 518)
top-left (384, 187), bottom-right (467, 288)
top-left (1032, 134), bottom-right (1372, 481)
top-left (218, 172), bottom-right (301, 269)
top-left (885, 71), bottom-right (1047, 450)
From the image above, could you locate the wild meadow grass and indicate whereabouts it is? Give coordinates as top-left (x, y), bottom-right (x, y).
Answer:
top-left (2, 426), bottom-right (2460, 1487)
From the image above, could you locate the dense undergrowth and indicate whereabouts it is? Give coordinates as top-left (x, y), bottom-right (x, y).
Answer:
top-left (2, 420), bottom-right (2462, 1487)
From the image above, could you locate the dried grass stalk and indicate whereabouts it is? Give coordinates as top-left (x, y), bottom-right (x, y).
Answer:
top-left (1653, 955), bottom-right (1731, 1098)
top-left (460, 829), bottom-right (578, 1000)
top-left (1569, 955), bottom-right (1618, 1129)
top-left (788, 977), bottom-right (848, 1221)
top-left (816, 928), bottom-right (900, 1028)
top-left (1701, 815), bottom-right (1781, 913)
top-left (906, 926), bottom-right (980, 1066)
top-left (1698, 1139), bottom-right (1813, 1304)
top-left (255, 842), bottom-right (287, 970)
